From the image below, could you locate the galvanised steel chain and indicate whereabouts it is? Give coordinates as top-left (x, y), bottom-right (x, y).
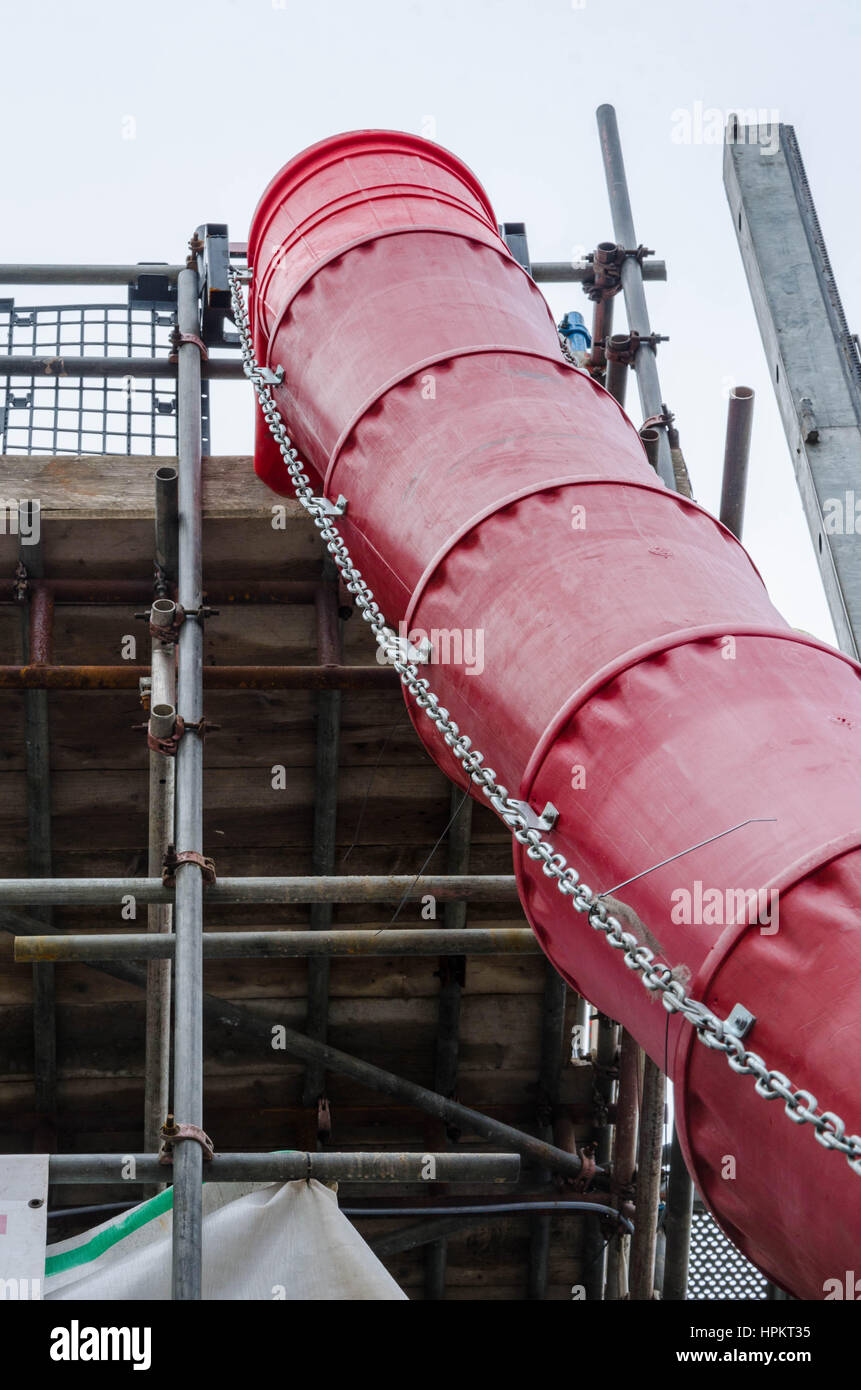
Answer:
top-left (229, 268), bottom-right (861, 1175)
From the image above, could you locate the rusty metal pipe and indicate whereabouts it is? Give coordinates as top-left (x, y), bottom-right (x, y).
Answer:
top-left (155, 466), bottom-right (179, 583)
top-left (589, 296), bottom-right (613, 373)
top-left (14, 927), bottom-right (541, 962)
top-left (0, 663), bottom-right (394, 689)
top-left (314, 580), bottom-right (341, 668)
top-left (5, 579), bottom-right (326, 604)
top-left (605, 334), bottom-right (630, 407)
top-left (585, 242), bottom-right (621, 373)
top-left (28, 586), bottom-right (54, 665)
top-left (639, 426), bottom-right (661, 473)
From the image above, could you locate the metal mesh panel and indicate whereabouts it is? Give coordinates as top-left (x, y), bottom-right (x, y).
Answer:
top-left (686, 1210), bottom-right (768, 1299)
top-left (0, 301), bottom-right (210, 455)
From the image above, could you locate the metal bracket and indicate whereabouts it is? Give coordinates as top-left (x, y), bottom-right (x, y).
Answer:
top-left (13, 559), bottom-right (28, 602)
top-left (605, 330), bottom-right (669, 366)
top-left (234, 267), bottom-right (253, 284)
top-left (316, 1097), bottom-right (332, 1143)
top-left (183, 605), bottom-right (219, 623)
top-left (313, 494), bottom-right (348, 517)
top-left (162, 845), bottom-right (217, 887)
top-left (158, 1118), bottom-right (215, 1165)
top-left (389, 633), bottom-right (433, 665)
top-left (509, 800), bottom-right (559, 832)
top-left (147, 714), bottom-right (185, 758)
top-left (253, 364), bottom-right (284, 386)
top-left (148, 603), bottom-right (186, 644)
top-left (582, 243), bottom-right (625, 302)
top-left (726, 1002), bottom-right (756, 1040)
top-left (573, 1145), bottom-right (597, 1192)
top-left (642, 408), bottom-right (675, 432)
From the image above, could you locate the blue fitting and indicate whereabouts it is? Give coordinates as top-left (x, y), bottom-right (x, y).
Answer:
top-left (559, 310), bottom-right (591, 352)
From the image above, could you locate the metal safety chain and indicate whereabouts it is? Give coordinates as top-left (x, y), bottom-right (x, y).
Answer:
top-left (229, 268), bottom-right (861, 1175)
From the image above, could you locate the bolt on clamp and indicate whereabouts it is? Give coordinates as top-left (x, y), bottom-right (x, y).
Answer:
top-left (158, 1118), bottom-right (214, 1164)
top-left (162, 846), bottom-right (217, 887)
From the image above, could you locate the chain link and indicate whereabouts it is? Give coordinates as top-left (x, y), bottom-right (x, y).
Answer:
top-left (229, 268), bottom-right (861, 1176)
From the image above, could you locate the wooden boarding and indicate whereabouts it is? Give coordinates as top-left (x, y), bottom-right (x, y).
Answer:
top-left (0, 453), bottom-right (596, 1299)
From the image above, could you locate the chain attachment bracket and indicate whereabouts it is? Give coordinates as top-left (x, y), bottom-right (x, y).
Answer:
top-left (252, 364), bottom-right (284, 386)
top-left (313, 493), bottom-right (348, 517)
top-left (726, 1003), bottom-right (756, 1040)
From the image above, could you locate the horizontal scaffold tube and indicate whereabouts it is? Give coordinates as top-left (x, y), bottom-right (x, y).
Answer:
top-left (246, 128), bottom-right (861, 1298)
top-left (4, 905), bottom-right (588, 1182)
top-left (0, 355), bottom-right (243, 379)
top-left (49, 1151), bottom-right (520, 1185)
top-left (0, 874), bottom-right (518, 906)
top-left (0, 260), bottom-right (665, 287)
top-left (15, 927), bottom-right (539, 961)
top-left (0, 664), bottom-right (392, 690)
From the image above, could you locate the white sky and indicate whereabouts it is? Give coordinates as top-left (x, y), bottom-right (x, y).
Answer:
top-left (3, 0), bottom-right (860, 642)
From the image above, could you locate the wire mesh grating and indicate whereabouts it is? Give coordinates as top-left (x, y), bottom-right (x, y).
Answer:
top-left (0, 300), bottom-right (210, 455)
top-left (686, 1210), bottom-right (768, 1299)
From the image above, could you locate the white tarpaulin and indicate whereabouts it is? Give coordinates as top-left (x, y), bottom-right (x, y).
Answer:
top-left (44, 1178), bottom-right (406, 1300)
top-left (0, 1154), bottom-right (49, 1300)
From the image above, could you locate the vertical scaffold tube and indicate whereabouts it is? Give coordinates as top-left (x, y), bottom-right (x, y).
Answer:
top-left (247, 130), bottom-right (861, 1299)
top-left (172, 268), bottom-right (205, 1300)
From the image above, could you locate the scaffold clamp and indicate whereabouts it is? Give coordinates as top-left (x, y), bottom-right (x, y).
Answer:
top-left (168, 329), bottom-right (209, 363)
top-left (147, 715), bottom-right (185, 757)
top-left (158, 1119), bottom-right (215, 1165)
top-left (162, 845), bottom-right (217, 887)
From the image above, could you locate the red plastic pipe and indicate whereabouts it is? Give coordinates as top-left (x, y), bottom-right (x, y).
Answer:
top-left (248, 130), bottom-right (861, 1299)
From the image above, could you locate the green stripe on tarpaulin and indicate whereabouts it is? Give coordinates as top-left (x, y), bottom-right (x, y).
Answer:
top-left (45, 1187), bottom-right (174, 1277)
top-left (44, 1151), bottom-right (299, 1278)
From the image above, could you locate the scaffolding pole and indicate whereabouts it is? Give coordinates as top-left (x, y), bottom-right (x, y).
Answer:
top-left (0, 874), bottom-right (519, 906)
top-left (9, 907), bottom-right (592, 1185)
top-left (596, 104), bottom-right (675, 490)
top-left (15, 929), bottom-right (543, 963)
top-left (171, 266), bottom-right (205, 1300)
top-left (49, 1151), bottom-right (521, 1185)
top-left (0, 261), bottom-right (665, 287)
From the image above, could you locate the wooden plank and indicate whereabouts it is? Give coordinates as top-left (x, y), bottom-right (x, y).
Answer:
top-left (0, 765), bottom-right (514, 855)
top-left (0, 455), bottom-right (287, 520)
top-left (0, 689), bottom-right (421, 772)
top-left (0, 946), bottom-right (546, 1008)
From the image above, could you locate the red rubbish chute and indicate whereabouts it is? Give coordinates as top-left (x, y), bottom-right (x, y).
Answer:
top-left (247, 130), bottom-right (861, 1299)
